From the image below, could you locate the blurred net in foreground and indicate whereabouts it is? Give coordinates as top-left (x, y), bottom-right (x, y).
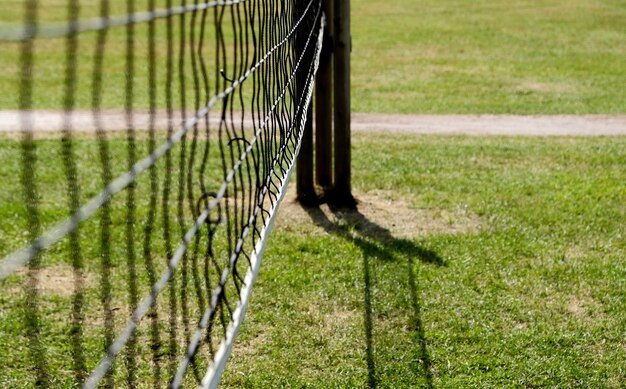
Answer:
top-left (0, 0), bottom-right (323, 387)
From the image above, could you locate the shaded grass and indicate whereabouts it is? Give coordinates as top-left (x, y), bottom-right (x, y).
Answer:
top-left (220, 132), bottom-right (626, 387)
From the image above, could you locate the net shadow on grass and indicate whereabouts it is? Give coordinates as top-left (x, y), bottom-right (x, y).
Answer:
top-left (302, 202), bottom-right (444, 389)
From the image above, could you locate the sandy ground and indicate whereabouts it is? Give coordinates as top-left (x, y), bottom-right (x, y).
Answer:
top-left (0, 110), bottom-right (625, 136)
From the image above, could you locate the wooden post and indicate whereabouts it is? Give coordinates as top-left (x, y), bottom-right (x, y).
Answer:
top-left (332, 0), bottom-right (355, 207)
top-left (315, 0), bottom-right (334, 189)
top-left (296, 100), bottom-right (315, 204)
top-left (296, 0), bottom-right (316, 204)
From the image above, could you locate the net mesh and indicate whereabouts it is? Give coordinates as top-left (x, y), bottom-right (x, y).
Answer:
top-left (0, 0), bottom-right (323, 387)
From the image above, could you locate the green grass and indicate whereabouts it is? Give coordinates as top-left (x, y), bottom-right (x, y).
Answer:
top-left (1, 0), bottom-right (625, 113)
top-left (0, 0), bottom-right (264, 111)
top-left (352, 0), bottom-right (626, 113)
top-left (0, 0), bottom-right (625, 387)
top-left (0, 135), bottom-right (242, 387)
top-left (220, 132), bottom-right (626, 387)
top-left (0, 133), bottom-right (624, 386)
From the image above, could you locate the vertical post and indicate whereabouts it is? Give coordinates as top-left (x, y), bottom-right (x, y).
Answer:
top-left (296, 0), bottom-right (316, 204)
top-left (315, 0), bottom-right (334, 189)
top-left (333, 0), bottom-right (355, 207)
top-left (296, 101), bottom-right (315, 204)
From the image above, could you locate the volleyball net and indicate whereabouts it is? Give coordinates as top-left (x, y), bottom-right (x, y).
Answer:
top-left (0, 0), bottom-right (324, 386)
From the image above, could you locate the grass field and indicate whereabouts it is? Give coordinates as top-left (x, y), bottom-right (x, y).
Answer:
top-left (1, 133), bottom-right (623, 386)
top-left (1, 0), bottom-right (625, 113)
top-left (221, 133), bottom-right (626, 387)
top-left (0, 136), bottom-right (231, 387)
top-left (0, 0), bottom-right (625, 387)
top-left (352, 0), bottom-right (626, 113)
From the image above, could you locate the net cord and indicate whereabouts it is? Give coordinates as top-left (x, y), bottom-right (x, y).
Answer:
top-left (0, 0), bottom-right (316, 282)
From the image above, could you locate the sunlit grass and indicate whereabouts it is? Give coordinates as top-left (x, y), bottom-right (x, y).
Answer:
top-left (352, 0), bottom-right (626, 113)
top-left (221, 133), bottom-right (626, 387)
top-left (2, 0), bottom-right (625, 113)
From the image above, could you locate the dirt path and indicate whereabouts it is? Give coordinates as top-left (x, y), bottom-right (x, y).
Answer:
top-left (1, 110), bottom-right (625, 136)
top-left (352, 113), bottom-right (626, 136)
